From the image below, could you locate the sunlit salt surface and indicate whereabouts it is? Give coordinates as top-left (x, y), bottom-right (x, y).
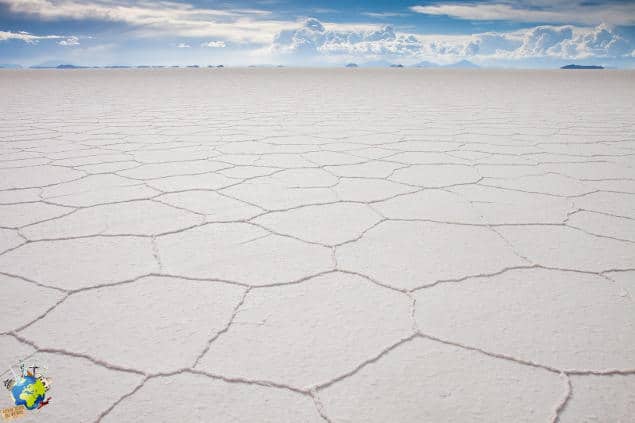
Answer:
top-left (1, 68), bottom-right (634, 422)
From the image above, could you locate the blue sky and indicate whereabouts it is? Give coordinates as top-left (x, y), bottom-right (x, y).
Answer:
top-left (1, 0), bottom-right (634, 67)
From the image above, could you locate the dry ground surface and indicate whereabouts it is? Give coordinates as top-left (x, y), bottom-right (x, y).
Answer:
top-left (0, 68), bottom-right (634, 422)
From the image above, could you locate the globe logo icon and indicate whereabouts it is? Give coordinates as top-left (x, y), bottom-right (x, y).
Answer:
top-left (2, 361), bottom-right (52, 417)
top-left (10, 375), bottom-right (47, 410)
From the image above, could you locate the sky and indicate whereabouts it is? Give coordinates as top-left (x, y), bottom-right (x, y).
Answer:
top-left (1, 0), bottom-right (635, 67)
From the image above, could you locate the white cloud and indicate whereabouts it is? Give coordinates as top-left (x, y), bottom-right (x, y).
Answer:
top-left (2, 1), bottom-right (633, 65)
top-left (270, 18), bottom-right (633, 63)
top-left (0, 30), bottom-right (63, 43)
top-left (493, 24), bottom-right (632, 59)
top-left (58, 36), bottom-right (79, 46)
top-left (271, 18), bottom-right (424, 58)
top-left (410, 1), bottom-right (635, 26)
top-left (202, 40), bottom-right (226, 48)
top-left (0, 0), bottom-right (291, 43)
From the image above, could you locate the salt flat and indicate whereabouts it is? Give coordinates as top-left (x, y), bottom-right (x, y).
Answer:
top-left (0, 68), bottom-right (634, 422)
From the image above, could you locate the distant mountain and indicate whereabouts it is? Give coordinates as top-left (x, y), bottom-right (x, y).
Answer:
top-left (345, 63), bottom-right (358, 68)
top-left (0, 64), bottom-right (22, 69)
top-left (389, 64), bottom-right (404, 68)
top-left (56, 64), bottom-right (88, 69)
top-left (29, 62), bottom-right (88, 69)
top-left (413, 61), bottom-right (439, 68)
top-left (30, 60), bottom-right (72, 68)
top-left (444, 60), bottom-right (479, 69)
top-left (561, 64), bottom-right (604, 69)
top-left (105, 65), bottom-right (132, 68)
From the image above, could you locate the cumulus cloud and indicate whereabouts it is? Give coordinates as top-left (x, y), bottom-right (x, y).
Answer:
top-left (176, 42), bottom-right (191, 48)
top-left (270, 18), bottom-right (494, 61)
top-left (498, 24), bottom-right (632, 59)
top-left (0, 30), bottom-right (63, 43)
top-left (272, 18), bottom-right (423, 58)
top-left (270, 18), bottom-right (633, 63)
top-left (201, 40), bottom-right (226, 48)
top-left (58, 36), bottom-right (79, 46)
top-left (410, 1), bottom-right (635, 26)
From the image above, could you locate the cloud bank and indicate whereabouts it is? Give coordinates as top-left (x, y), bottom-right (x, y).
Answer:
top-left (1, 1), bottom-right (633, 66)
top-left (411, 1), bottom-right (635, 26)
top-left (270, 18), bottom-right (633, 64)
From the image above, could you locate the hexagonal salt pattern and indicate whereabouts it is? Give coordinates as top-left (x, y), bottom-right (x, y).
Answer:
top-left (13, 353), bottom-right (144, 423)
top-left (221, 178), bottom-right (338, 211)
top-left (0, 274), bottom-right (65, 333)
top-left (566, 209), bottom-right (635, 242)
top-left (156, 223), bottom-right (334, 285)
top-left (21, 200), bottom-right (203, 240)
top-left (156, 191), bottom-right (263, 222)
top-left (318, 337), bottom-right (564, 423)
top-left (0, 165), bottom-right (83, 190)
top-left (0, 237), bottom-right (158, 290)
top-left (20, 276), bottom-right (246, 373)
top-left (337, 220), bottom-right (527, 290)
top-left (373, 189), bottom-right (484, 223)
top-left (39, 174), bottom-right (160, 207)
top-left (390, 164), bottom-right (481, 187)
top-left (101, 373), bottom-right (324, 423)
top-left (0, 335), bottom-right (35, 369)
top-left (560, 375), bottom-right (635, 423)
top-left (1, 69), bottom-right (633, 422)
top-left (414, 268), bottom-right (635, 371)
top-left (196, 272), bottom-right (413, 389)
top-left (495, 225), bottom-right (635, 272)
top-left (253, 202), bottom-right (383, 245)
top-left (0, 228), bottom-right (24, 254)
top-left (0, 202), bottom-right (72, 228)
top-left (0, 336), bottom-right (145, 423)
